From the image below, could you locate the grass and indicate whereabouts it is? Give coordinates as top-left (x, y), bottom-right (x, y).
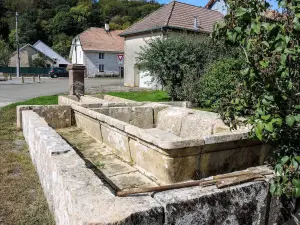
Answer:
top-left (103, 90), bottom-right (170, 102)
top-left (0, 95), bottom-right (58, 224)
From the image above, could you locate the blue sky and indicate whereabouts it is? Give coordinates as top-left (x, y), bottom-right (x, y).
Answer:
top-left (157, 0), bottom-right (279, 9)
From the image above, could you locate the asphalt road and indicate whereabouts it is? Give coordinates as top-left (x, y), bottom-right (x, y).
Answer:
top-left (0, 78), bottom-right (123, 107)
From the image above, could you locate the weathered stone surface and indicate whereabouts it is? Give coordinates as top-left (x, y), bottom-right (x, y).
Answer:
top-left (129, 139), bottom-right (198, 183)
top-left (92, 107), bottom-right (110, 115)
top-left (17, 105), bottom-right (72, 129)
top-left (156, 107), bottom-right (191, 136)
top-left (198, 144), bottom-right (270, 178)
top-left (154, 182), bottom-right (269, 225)
top-left (109, 171), bottom-right (157, 190)
top-left (103, 94), bottom-right (137, 103)
top-left (101, 125), bottom-right (131, 162)
top-left (58, 95), bottom-right (80, 106)
top-left (22, 110), bottom-right (164, 225)
top-left (142, 103), bottom-right (169, 126)
top-left (75, 112), bottom-right (102, 142)
top-left (130, 106), bottom-right (153, 129)
top-left (80, 96), bottom-right (108, 104)
top-left (68, 64), bottom-right (85, 96)
top-left (109, 107), bottom-right (131, 123)
top-left (180, 112), bottom-right (229, 138)
top-left (267, 196), bottom-right (300, 225)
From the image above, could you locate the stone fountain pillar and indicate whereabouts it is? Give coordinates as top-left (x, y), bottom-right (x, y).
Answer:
top-left (68, 64), bottom-right (86, 96)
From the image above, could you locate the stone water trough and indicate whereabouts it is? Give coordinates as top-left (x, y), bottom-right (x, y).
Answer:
top-left (18, 94), bottom-right (281, 225)
top-left (57, 95), bottom-right (270, 184)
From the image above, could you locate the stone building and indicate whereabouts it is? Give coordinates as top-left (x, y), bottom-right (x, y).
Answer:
top-left (70, 27), bottom-right (124, 77)
top-left (120, 1), bottom-right (223, 88)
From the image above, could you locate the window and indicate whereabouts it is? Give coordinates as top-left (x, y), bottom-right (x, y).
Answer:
top-left (99, 53), bottom-right (104, 59)
top-left (99, 64), bottom-right (104, 72)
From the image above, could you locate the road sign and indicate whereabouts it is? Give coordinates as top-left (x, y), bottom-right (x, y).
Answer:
top-left (117, 54), bottom-right (124, 61)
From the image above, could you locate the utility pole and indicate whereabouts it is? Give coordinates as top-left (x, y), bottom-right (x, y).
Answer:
top-left (16, 12), bottom-right (20, 78)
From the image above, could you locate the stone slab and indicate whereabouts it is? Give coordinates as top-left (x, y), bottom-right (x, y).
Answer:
top-left (154, 181), bottom-right (269, 225)
top-left (17, 105), bottom-right (72, 129)
top-left (109, 171), bottom-right (158, 190)
top-left (75, 112), bottom-right (103, 142)
top-left (129, 139), bottom-right (198, 184)
top-left (101, 125), bottom-right (131, 162)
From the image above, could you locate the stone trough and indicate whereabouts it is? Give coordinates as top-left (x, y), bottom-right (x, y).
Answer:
top-left (56, 95), bottom-right (270, 184)
top-left (19, 95), bottom-right (292, 225)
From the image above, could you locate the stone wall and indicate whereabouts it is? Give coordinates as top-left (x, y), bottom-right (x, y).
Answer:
top-left (17, 105), bottom-right (72, 129)
top-left (22, 109), bottom-right (295, 225)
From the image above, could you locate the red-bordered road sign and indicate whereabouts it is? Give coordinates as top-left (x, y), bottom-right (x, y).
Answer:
top-left (117, 54), bottom-right (124, 61)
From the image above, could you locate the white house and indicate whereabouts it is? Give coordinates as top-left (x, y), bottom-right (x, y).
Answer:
top-left (33, 40), bottom-right (70, 67)
top-left (70, 27), bottom-right (125, 77)
top-left (119, 1), bottom-right (223, 88)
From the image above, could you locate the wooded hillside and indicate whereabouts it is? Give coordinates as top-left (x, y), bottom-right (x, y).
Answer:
top-left (0, 0), bottom-right (160, 58)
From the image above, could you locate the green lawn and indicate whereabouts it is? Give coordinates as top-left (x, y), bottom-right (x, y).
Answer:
top-left (104, 90), bottom-right (170, 102)
top-left (0, 95), bottom-right (57, 224)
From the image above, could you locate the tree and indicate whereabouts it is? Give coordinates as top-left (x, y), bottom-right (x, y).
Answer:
top-left (0, 39), bottom-right (11, 66)
top-left (213, 0), bottom-right (300, 198)
top-left (31, 54), bottom-right (48, 68)
top-left (52, 34), bottom-right (72, 59)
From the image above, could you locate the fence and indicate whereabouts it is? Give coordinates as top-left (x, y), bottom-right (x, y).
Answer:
top-left (0, 67), bottom-right (51, 75)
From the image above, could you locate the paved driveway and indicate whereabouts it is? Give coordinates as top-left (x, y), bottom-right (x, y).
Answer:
top-left (0, 78), bottom-right (123, 107)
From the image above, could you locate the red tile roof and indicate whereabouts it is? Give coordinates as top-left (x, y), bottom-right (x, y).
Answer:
top-left (120, 1), bottom-right (223, 37)
top-left (79, 28), bottom-right (124, 52)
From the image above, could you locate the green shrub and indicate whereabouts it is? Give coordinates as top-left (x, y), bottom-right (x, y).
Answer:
top-left (137, 34), bottom-right (233, 101)
top-left (199, 58), bottom-right (241, 112)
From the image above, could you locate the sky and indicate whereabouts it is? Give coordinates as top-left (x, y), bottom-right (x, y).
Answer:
top-left (157, 0), bottom-right (279, 9)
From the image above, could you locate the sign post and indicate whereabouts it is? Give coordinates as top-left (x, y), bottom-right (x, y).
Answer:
top-left (117, 54), bottom-right (124, 86)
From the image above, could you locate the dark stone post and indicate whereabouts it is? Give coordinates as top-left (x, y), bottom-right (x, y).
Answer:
top-left (68, 64), bottom-right (86, 96)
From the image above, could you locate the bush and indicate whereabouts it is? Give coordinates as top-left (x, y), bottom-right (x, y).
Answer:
top-left (138, 34), bottom-right (233, 101)
top-left (214, 0), bottom-right (300, 197)
top-left (199, 58), bottom-right (241, 111)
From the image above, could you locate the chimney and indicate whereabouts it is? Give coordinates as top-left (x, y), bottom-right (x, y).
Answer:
top-left (194, 16), bottom-right (198, 31)
top-left (105, 20), bottom-right (110, 32)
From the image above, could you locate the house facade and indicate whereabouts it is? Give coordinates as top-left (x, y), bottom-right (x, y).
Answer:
top-left (120, 1), bottom-right (223, 88)
top-left (9, 44), bottom-right (55, 68)
top-left (70, 28), bottom-right (124, 77)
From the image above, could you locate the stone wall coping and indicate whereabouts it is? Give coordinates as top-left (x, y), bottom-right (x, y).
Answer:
top-left (71, 104), bottom-right (251, 150)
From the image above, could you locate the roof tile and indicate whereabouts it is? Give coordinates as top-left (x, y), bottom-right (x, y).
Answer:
top-left (120, 1), bottom-right (223, 36)
top-left (79, 28), bottom-right (124, 52)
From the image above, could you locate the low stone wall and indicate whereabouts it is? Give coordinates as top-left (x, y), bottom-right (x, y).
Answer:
top-left (22, 109), bottom-right (291, 225)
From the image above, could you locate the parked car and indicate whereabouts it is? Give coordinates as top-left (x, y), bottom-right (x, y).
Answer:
top-left (49, 67), bottom-right (68, 78)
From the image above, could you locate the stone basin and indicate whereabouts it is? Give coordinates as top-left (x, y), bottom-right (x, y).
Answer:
top-left (17, 95), bottom-right (270, 184)
top-left (66, 97), bottom-right (270, 184)
top-left (17, 97), bottom-right (280, 225)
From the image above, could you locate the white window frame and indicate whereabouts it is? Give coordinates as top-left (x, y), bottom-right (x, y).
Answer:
top-left (99, 64), bottom-right (104, 72)
top-left (99, 53), bottom-right (104, 59)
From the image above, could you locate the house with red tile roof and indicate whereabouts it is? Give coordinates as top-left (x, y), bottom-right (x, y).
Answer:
top-left (119, 1), bottom-right (223, 88)
top-left (70, 27), bottom-right (125, 77)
